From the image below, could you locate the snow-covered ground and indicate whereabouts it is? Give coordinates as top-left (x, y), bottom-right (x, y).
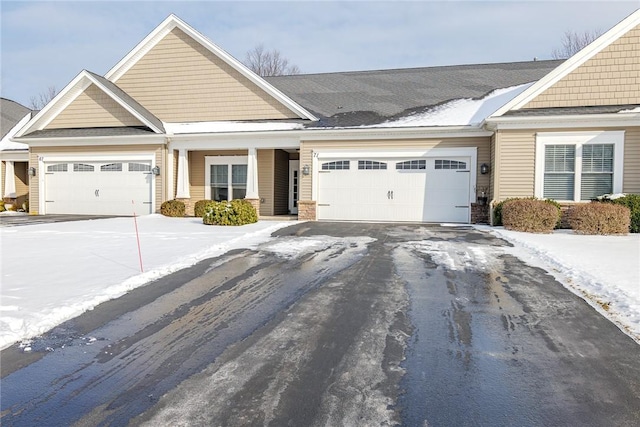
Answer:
top-left (1, 217), bottom-right (638, 350)
top-left (479, 226), bottom-right (640, 343)
top-left (0, 215), bottom-right (292, 350)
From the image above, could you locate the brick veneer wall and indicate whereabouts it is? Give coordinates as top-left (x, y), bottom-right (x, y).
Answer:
top-left (245, 198), bottom-right (260, 217)
top-left (297, 200), bottom-right (316, 220)
top-left (177, 198), bottom-right (195, 216)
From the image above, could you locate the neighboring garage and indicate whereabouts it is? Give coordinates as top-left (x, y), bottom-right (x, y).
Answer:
top-left (42, 159), bottom-right (154, 215)
top-left (314, 149), bottom-right (477, 223)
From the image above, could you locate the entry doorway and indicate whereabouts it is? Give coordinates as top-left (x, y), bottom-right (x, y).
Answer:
top-left (289, 160), bottom-right (299, 214)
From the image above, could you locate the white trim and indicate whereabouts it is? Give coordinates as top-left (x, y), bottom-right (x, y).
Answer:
top-left (204, 155), bottom-right (249, 201)
top-left (245, 148), bottom-right (259, 199)
top-left (105, 14), bottom-right (317, 122)
top-left (38, 153), bottom-right (157, 215)
top-left (0, 152), bottom-right (29, 162)
top-left (17, 135), bottom-right (166, 147)
top-left (3, 161), bottom-right (16, 198)
top-left (534, 131), bottom-right (625, 201)
top-left (166, 148), bottom-right (175, 202)
top-left (485, 112), bottom-right (640, 130)
top-left (289, 160), bottom-right (299, 214)
top-left (491, 9), bottom-right (640, 117)
top-left (175, 149), bottom-right (190, 199)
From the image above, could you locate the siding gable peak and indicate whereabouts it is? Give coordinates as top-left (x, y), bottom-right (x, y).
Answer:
top-left (15, 70), bottom-right (164, 137)
top-left (105, 15), bottom-right (317, 122)
top-left (490, 8), bottom-right (640, 117)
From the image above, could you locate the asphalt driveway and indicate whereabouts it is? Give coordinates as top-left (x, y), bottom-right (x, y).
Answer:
top-left (1, 222), bottom-right (639, 426)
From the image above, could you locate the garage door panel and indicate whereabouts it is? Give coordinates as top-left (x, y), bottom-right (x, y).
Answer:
top-left (44, 160), bottom-right (153, 215)
top-left (317, 155), bottom-right (472, 223)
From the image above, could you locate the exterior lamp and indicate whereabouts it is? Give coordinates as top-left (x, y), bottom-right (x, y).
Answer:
top-left (302, 164), bottom-right (310, 175)
top-left (480, 163), bottom-right (489, 175)
top-left (152, 166), bottom-right (161, 176)
top-left (28, 167), bottom-right (36, 177)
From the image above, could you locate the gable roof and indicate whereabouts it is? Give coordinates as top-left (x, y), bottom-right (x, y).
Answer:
top-left (16, 70), bottom-right (164, 138)
top-left (1, 98), bottom-right (31, 139)
top-left (105, 14), bottom-right (317, 122)
top-left (491, 8), bottom-right (640, 118)
top-left (266, 60), bottom-right (563, 127)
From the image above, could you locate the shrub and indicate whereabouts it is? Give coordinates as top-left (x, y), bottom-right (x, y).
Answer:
top-left (502, 198), bottom-right (560, 233)
top-left (494, 197), bottom-right (561, 228)
top-left (569, 203), bottom-right (630, 235)
top-left (203, 199), bottom-right (258, 226)
top-left (599, 194), bottom-right (640, 233)
top-left (160, 199), bottom-right (185, 217)
top-left (0, 201), bottom-right (4, 212)
top-left (194, 200), bottom-right (217, 218)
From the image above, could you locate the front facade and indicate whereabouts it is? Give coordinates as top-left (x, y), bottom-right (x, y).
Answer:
top-left (12, 11), bottom-right (640, 223)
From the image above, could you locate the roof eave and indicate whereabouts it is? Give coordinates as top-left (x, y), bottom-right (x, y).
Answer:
top-left (484, 112), bottom-right (640, 130)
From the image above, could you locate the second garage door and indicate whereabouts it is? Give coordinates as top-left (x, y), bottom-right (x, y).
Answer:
top-left (317, 156), bottom-right (471, 223)
top-left (44, 160), bottom-right (153, 215)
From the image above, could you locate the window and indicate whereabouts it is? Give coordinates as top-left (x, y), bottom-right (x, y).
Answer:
top-left (358, 160), bottom-right (387, 170)
top-left (101, 163), bottom-right (122, 172)
top-left (231, 165), bottom-right (247, 199)
top-left (321, 160), bottom-right (350, 170)
top-left (128, 162), bottom-right (151, 172)
top-left (47, 164), bottom-right (68, 172)
top-left (536, 132), bottom-right (624, 202)
top-left (435, 159), bottom-right (467, 170)
top-left (206, 156), bottom-right (249, 202)
top-left (74, 163), bottom-right (94, 172)
top-left (396, 160), bottom-right (426, 170)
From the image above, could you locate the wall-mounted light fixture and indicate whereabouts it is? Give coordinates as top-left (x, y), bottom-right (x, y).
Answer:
top-left (152, 166), bottom-right (161, 176)
top-left (28, 167), bottom-right (36, 177)
top-left (302, 164), bottom-right (310, 176)
top-left (480, 163), bottom-right (489, 175)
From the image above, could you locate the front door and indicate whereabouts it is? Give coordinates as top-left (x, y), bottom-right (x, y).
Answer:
top-left (289, 160), bottom-right (299, 214)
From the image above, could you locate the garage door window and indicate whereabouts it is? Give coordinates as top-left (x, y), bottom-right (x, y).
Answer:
top-left (358, 160), bottom-right (387, 170)
top-left (47, 164), bottom-right (67, 172)
top-left (101, 163), bottom-right (123, 172)
top-left (396, 160), bottom-right (426, 170)
top-left (435, 160), bottom-right (467, 170)
top-left (74, 163), bottom-right (94, 172)
top-left (128, 163), bottom-right (151, 172)
top-left (322, 161), bottom-right (350, 170)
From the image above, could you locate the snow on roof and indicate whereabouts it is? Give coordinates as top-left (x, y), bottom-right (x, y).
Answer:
top-left (164, 121), bottom-right (304, 134)
top-left (0, 112), bottom-right (30, 151)
top-left (366, 82), bottom-right (534, 128)
top-left (619, 107), bottom-right (640, 113)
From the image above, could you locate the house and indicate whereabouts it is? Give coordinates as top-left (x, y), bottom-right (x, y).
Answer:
top-left (1, 98), bottom-right (33, 209)
top-left (12, 10), bottom-right (640, 223)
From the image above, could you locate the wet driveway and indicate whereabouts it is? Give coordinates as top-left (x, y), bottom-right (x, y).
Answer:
top-left (1, 222), bottom-right (639, 426)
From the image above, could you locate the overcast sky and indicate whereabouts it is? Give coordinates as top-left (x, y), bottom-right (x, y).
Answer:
top-left (1, 1), bottom-right (638, 107)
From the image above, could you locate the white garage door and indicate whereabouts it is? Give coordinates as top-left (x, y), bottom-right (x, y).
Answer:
top-left (317, 157), bottom-right (471, 223)
top-left (44, 161), bottom-right (153, 215)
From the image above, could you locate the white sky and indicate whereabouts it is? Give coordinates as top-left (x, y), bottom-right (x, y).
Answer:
top-left (1, 1), bottom-right (639, 107)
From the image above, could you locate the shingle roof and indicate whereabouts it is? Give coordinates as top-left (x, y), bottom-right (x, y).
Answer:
top-left (1, 98), bottom-right (32, 139)
top-left (266, 59), bottom-right (564, 127)
top-left (24, 126), bottom-right (157, 138)
top-left (504, 104), bottom-right (640, 116)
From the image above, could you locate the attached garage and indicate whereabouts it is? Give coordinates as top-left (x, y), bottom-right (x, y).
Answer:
top-left (42, 158), bottom-right (155, 215)
top-left (314, 149), bottom-right (477, 223)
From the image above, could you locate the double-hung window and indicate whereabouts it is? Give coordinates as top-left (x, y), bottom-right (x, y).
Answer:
top-left (536, 131), bottom-right (624, 202)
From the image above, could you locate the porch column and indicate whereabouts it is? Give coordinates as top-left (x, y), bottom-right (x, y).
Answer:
top-left (175, 149), bottom-right (190, 199)
top-left (3, 161), bottom-right (16, 198)
top-left (245, 147), bottom-right (259, 199)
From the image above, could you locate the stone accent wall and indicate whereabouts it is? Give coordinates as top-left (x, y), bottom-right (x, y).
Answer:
top-left (246, 198), bottom-right (260, 217)
top-left (177, 198), bottom-right (195, 216)
top-left (471, 203), bottom-right (489, 224)
top-left (297, 200), bottom-right (316, 221)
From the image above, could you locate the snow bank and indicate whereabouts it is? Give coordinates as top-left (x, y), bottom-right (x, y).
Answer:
top-left (164, 121), bottom-right (303, 134)
top-left (0, 216), bottom-right (292, 350)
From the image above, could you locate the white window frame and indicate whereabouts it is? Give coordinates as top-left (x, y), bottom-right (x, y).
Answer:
top-left (204, 156), bottom-right (248, 201)
top-left (535, 131), bottom-right (624, 202)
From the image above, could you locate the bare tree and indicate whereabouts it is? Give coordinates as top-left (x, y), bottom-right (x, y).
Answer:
top-left (551, 29), bottom-right (603, 59)
top-left (29, 86), bottom-right (57, 110)
top-left (244, 44), bottom-right (301, 77)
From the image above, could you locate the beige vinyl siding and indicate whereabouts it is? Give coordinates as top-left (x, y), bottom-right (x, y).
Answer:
top-left (273, 149), bottom-right (289, 215)
top-left (299, 137), bottom-right (491, 201)
top-left (524, 26), bottom-right (640, 109)
top-left (46, 84), bottom-right (144, 129)
top-left (624, 127), bottom-right (640, 193)
top-left (114, 28), bottom-right (297, 122)
top-left (494, 130), bottom-right (536, 200)
top-left (30, 145), bottom-right (164, 214)
top-left (189, 150), bottom-right (246, 201)
top-left (258, 150), bottom-right (275, 216)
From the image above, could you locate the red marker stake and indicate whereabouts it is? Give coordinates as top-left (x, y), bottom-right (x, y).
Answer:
top-left (132, 200), bottom-right (144, 273)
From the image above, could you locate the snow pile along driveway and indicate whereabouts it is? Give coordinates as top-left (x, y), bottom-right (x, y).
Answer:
top-left (481, 226), bottom-right (640, 343)
top-left (0, 215), bottom-right (292, 350)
